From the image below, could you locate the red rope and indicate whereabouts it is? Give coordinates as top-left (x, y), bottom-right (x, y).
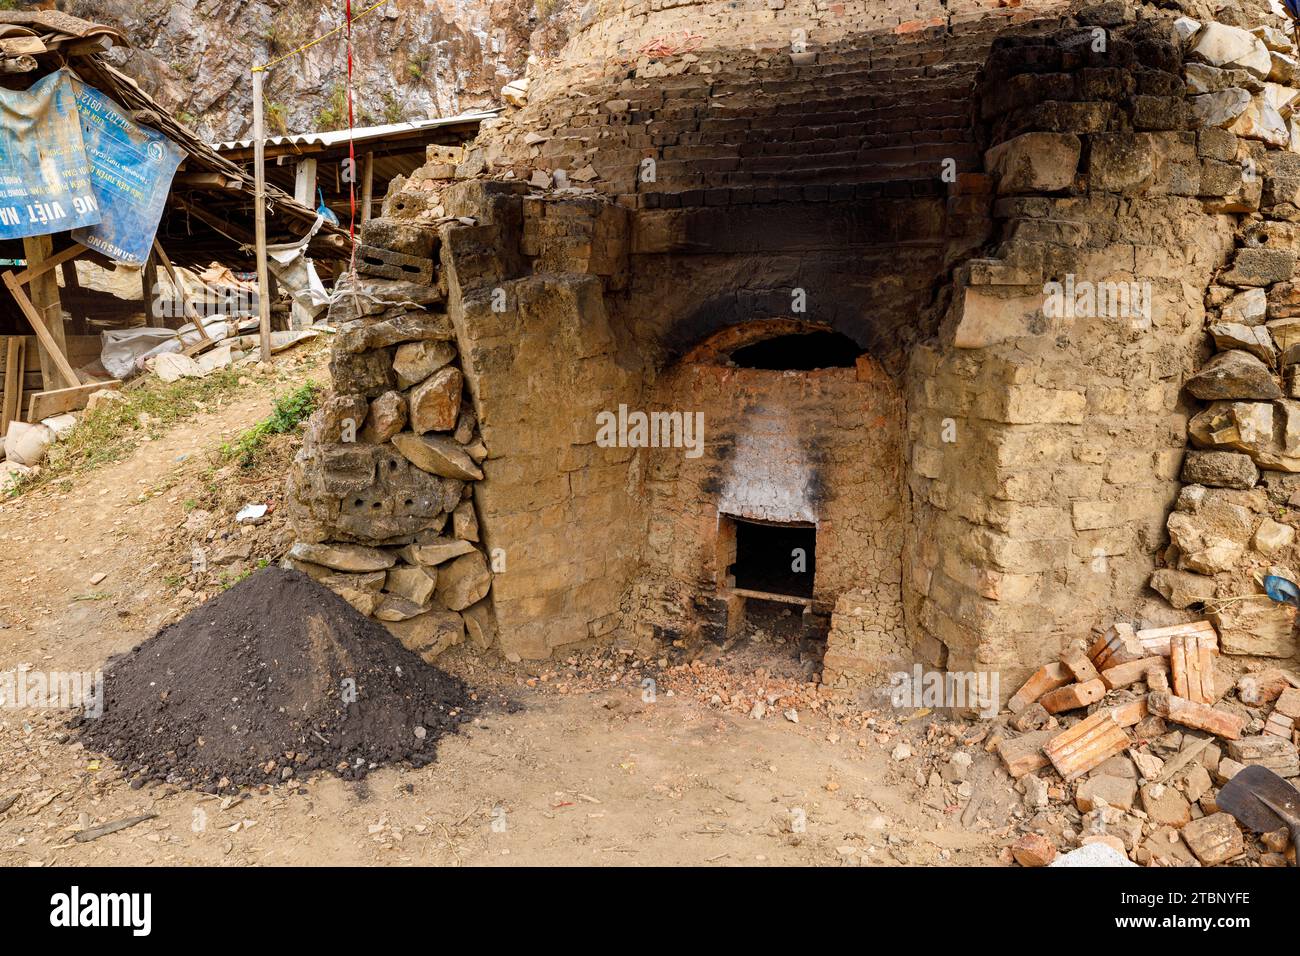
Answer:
top-left (345, 0), bottom-right (357, 276)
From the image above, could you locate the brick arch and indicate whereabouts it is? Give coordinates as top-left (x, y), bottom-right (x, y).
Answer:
top-left (650, 264), bottom-right (933, 378)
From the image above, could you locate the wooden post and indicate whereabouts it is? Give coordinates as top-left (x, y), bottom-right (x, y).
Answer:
top-left (152, 239), bottom-right (212, 343)
top-left (1, 337), bottom-right (23, 436)
top-left (142, 252), bottom-right (161, 327)
top-left (22, 234), bottom-right (67, 391)
top-left (2, 271), bottom-right (79, 388)
top-left (293, 157), bottom-right (318, 207)
top-left (59, 258), bottom-right (87, 335)
top-left (252, 67), bottom-right (272, 363)
top-left (361, 152), bottom-right (374, 223)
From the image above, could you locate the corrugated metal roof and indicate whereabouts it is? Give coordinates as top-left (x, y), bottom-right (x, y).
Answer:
top-left (212, 110), bottom-right (500, 153)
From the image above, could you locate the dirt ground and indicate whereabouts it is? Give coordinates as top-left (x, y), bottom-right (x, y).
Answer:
top-left (0, 344), bottom-right (1017, 866)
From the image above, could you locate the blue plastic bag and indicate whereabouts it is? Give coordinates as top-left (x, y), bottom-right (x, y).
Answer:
top-left (1264, 574), bottom-right (1300, 608)
top-left (316, 188), bottom-right (339, 226)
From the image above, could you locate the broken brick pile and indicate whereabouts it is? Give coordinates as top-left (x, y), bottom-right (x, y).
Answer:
top-left (996, 618), bottom-right (1299, 866)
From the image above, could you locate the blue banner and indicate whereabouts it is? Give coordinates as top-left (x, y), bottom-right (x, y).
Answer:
top-left (0, 70), bottom-right (101, 240)
top-left (69, 73), bottom-right (183, 265)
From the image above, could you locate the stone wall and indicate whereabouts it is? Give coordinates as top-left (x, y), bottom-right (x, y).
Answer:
top-left (285, 211), bottom-right (497, 662)
top-left (1147, 16), bottom-right (1300, 667)
top-left (440, 182), bottom-right (645, 659)
top-left (286, 0), bottom-right (1300, 688)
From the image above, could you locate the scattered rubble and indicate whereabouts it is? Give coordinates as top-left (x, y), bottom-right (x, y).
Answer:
top-left (994, 618), bottom-right (1300, 867)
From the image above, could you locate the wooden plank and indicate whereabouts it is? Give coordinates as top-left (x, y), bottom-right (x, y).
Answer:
top-left (726, 586), bottom-right (811, 607)
top-left (11, 241), bottom-right (84, 287)
top-left (59, 258), bottom-right (86, 335)
top-left (142, 252), bottom-right (161, 328)
top-left (1, 337), bottom-right (22, 437)
top-left (2, 269), bottom-right (79, 389)
top-left (253, 68), bottom-right (272, 363)
top-left (26, 380), bottom-right (120, 421)
top-left (293, 157), bottom-right (318, 206)
top-left (21, 234), bottom-right (70, 390)
top-left (152, 240), bottom-right (212, 342)
top-left (0, 37), bottom-right (47, 56)
top-left (361, 152), bottom-right (375, 222)
top-left (1044, 710), bottom-right (1130, 782)
top-left (15, 335), bottom-right (102, 371)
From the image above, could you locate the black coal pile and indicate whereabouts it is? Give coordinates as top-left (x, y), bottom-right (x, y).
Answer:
top-left (78, 567), bottom-right (475, 791)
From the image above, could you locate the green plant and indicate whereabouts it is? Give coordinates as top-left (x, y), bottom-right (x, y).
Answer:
top-left (266, 100), bottom-right (290, 136)
top-left (315, 83), bottom-right (348, 130)
top-left (382, 93), bottom-right (403, 125)
top-left (222, 381), bottom-right (321, 468)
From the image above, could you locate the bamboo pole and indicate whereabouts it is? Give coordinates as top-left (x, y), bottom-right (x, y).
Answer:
top-left (252, 67), bottom-right (272, 363)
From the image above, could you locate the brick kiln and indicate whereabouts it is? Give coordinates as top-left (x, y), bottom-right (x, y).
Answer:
top-left (287, 0), bottom-right (1300, 698)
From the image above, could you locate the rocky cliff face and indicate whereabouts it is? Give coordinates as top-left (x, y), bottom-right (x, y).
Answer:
top-left (64, 0), bottom-right (579, 140)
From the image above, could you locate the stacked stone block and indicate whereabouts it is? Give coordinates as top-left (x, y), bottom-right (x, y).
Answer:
top-left (1146, 16), bottom-right (1300, 664)
top-left (284, 214), bottom-right (497, 662)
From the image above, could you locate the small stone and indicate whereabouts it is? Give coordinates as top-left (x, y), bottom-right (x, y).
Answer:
top-left (1011, 832), bottom-right (1057, 867)
top-left (374, 595), bottom-right (429, 622)
top-left (452, 501), bottom-right (479, 542)
top-left (1221, 288), bottom-right (1268, 325)
top-left (1130, 748), bottom-right (1166, 781)
top-left (434, 550), bottom-right (492, 611)
top-left (1180, 450), bottom-right (1259, 489)
top-left (1149, 568), bottom-right (1217, 609)
top-left (1139, 782), bottom-right (1192, 827)
top-left (392, 341), bottom-right (455, 389)
top-left (1052, 841), bottom-right (1135, 867)
top-left (384, 565), bottom-right (437, 605)
top-left (1021, 773), bottom-right (1049, 809)
top-left (1182, 813), bottom-right (1245, 865)
top-left (288, 542), bottom-right (396, 573)
top-left (399, 537), bottom-right (476, 567)
top-left (1185, 350), bottom-right (1281, 400)
top-left (1210, 322), bottom-right (1277, 363)
top-left (391, 433), bottom-right (484, 480)
top-left (360, 391), bottom-right (407, 444)
top-left (1190, 22), bottom-right (1272, 78)
top-left (891, 743), bottom-right (913, 761)
top-left (1076, 775), bottom-right (1137, 812)
top-left (409, 366), bottom-right (463, 434)
top-left (984, 133), bottom-right (1080, 194)
top-left (1254, 517), bottom-right (1296, 556)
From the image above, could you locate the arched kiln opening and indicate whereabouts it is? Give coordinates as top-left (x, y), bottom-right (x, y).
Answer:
top-left (633, 321), bottom-right (906, 681)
